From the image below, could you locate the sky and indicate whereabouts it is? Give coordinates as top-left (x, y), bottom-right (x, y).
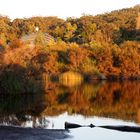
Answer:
top-left (0, 0), bottom-right (139, 19)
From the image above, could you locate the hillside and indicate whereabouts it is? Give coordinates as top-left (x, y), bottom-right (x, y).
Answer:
top-left (0, 5), bottom-right (139, 44)
top-left (0, 6), bottom-right (140, 94)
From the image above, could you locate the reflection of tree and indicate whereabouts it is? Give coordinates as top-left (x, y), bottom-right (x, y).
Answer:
top-left (0, 91), bottom-right (48, 127)
top-left (44, 81), bottom-right (140, 123)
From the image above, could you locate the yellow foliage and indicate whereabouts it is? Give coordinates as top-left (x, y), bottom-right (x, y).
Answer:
top-left (59, 71), bottom-right (83, 87)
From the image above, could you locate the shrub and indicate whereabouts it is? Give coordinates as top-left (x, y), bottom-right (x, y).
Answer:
top-left (59, 71), bottom-right (83, 87)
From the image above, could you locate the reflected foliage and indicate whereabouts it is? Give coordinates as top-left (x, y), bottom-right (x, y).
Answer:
top-left (0, 92), bottom-right (48, 127)
top-left (44, 81), bottom-right (140, 123)
top-left (0, 81), bottom-right (140, 127)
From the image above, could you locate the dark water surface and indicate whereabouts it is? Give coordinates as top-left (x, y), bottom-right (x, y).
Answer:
top-left (0, 81), bottom-right (140, 139)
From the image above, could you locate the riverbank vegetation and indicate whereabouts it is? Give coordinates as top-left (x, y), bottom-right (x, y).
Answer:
top-left (0, 6), bottom-right (140, 93)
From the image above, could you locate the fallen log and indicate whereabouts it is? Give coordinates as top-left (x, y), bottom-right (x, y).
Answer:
top-left (65, 122), bottom-right (95, 129)
top-left (99, 125), bottom-right (140, 133)
top-left (65, 122), bottom-right (140, 133)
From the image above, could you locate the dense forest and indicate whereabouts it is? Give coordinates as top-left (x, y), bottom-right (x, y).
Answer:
top-left (0, 5), bottom-right (140, 93)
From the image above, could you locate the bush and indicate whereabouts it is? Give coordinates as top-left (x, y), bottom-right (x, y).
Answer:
top-left (59, 71), bottom-right (83, 87)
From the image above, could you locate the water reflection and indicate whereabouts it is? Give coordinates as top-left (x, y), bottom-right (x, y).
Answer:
top-left (0, 93), bottom-right (47, 127)
top-left (44, 81), bottom-right (140, 123)
top-left (0, 81), bottom-right (140, 128)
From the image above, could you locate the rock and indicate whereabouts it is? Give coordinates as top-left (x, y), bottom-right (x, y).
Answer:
top-left (0, 126), bottom-right (70, 140)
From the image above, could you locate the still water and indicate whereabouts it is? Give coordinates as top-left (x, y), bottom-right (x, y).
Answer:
top-left (0, 81), bottom-right (140, 139)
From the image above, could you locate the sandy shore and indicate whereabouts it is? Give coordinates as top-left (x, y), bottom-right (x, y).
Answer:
top-left (0, 126), bottom-right (70, 140)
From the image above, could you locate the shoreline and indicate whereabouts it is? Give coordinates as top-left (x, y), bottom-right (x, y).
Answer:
top-left (0, 125), bottom-right (70, 140)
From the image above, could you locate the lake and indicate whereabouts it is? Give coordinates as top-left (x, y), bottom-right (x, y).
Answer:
top-left (0, 81), bottom-right (140, 139)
